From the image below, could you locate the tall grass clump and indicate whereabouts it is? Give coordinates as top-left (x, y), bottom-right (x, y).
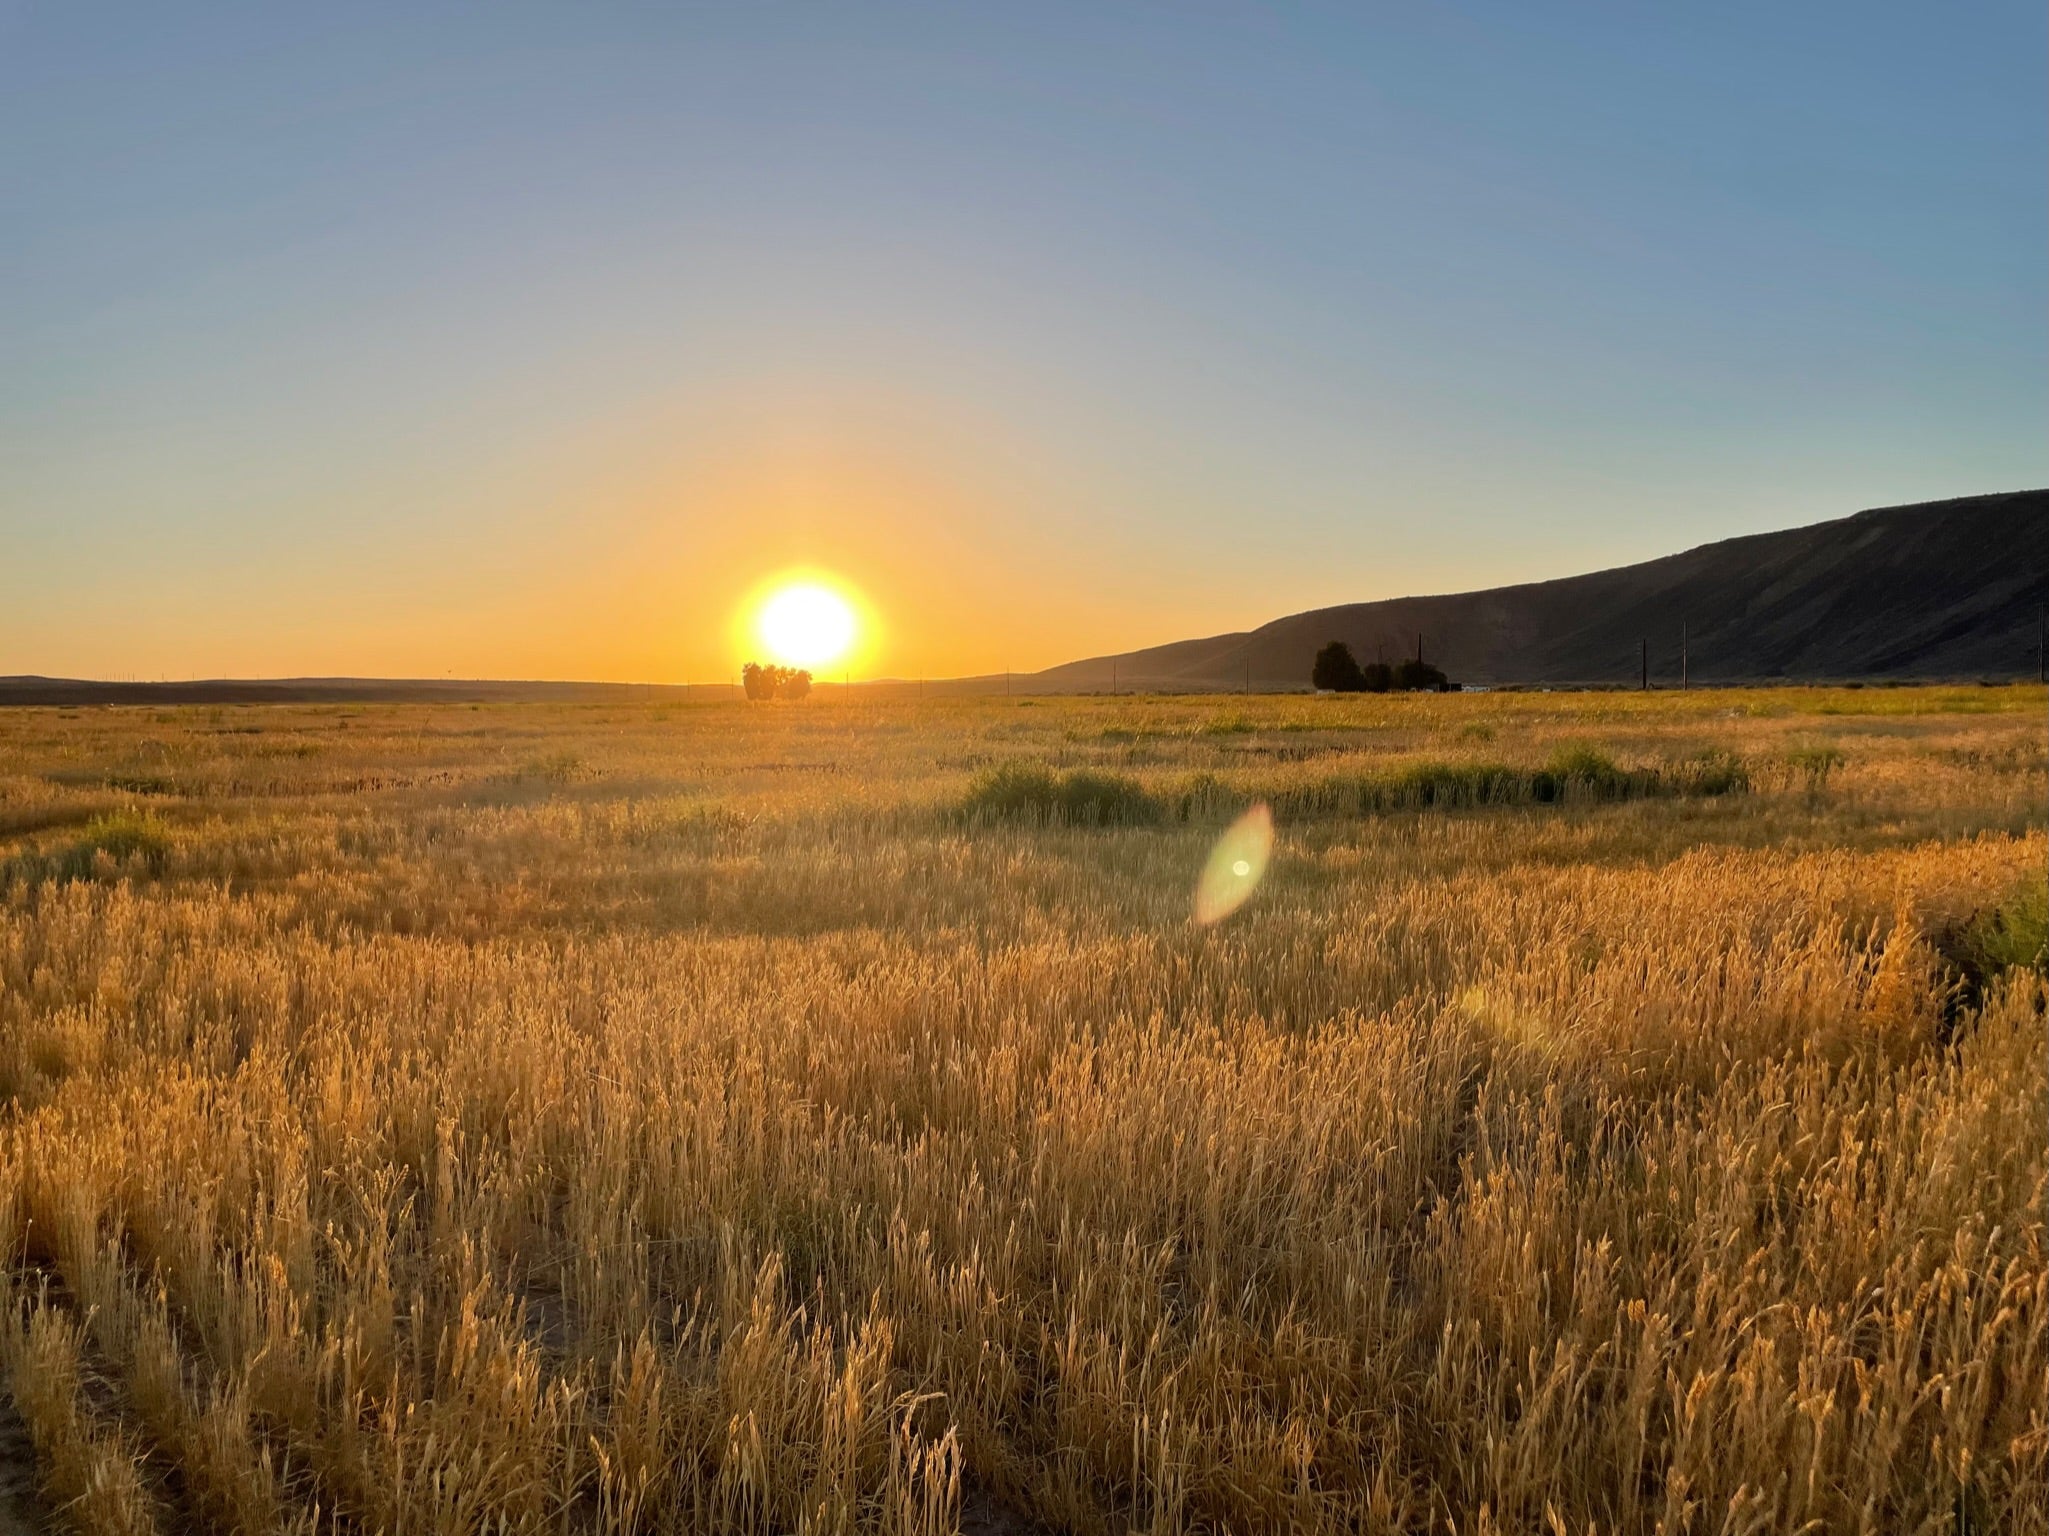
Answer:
top-left (4, 807), bottom-right (175, 886)
top-left (1667, 746), bottom-right (1750, 796)
top-left (1535, 743), bottom-right (1644, 799)
top-left (1269, 746), bottom-right (1741, 818)
top-left (1939, 875), bottom-right (2048, 994)
top-left (958, 761), bottom-right (1161, 827)
top-left (1787, 741), bottom-right (1846, 788)
top-left (74, 808), bottom-right (173, 864)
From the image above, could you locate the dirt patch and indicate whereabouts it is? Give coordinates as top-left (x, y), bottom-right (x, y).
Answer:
top-left (959, 1482), bottom-right (1055, 1536)
top-left (0, 1392), bottom-right (44, 1535)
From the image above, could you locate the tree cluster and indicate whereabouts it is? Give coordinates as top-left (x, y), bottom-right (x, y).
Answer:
top-left (741, 662), bottom-right (813, 700)
top-left (1312, 641), bottom-right (1454, 693)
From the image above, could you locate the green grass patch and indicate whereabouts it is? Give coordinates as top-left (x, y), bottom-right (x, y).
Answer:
top-left (69, 809), bottom-right (174, 876)
top-left (959, 762), bottom-right (1162, 827)
top-left (1942, 879), bottom-right (2048, 987)
top-left (7, 808), bottom-right (178, 886)
top-left (1540, 746), bottom-right (1644, 798)
top-left (1269, 747), bottom-right (1746, 818)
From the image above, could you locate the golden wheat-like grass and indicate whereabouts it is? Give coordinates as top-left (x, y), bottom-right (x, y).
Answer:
top-left (0, 688), bottom-right (2040, 1534)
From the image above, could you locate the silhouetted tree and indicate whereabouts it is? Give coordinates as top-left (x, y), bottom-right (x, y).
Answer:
top-left (742, 663), bottom-right (816, 700)
top-left (1393, 658), bottom-right (1452, 692)
top-left (1360, 661), bottom-right (1394, 693)
top-left (1312, 641), bottom-right (1366, 692)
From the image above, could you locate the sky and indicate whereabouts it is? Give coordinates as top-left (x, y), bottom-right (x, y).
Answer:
top-left (4, 2), bottom-right (2043, 682)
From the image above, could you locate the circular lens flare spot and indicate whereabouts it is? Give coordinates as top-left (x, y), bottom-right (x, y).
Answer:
top-left (758, 583), bottom-right (857, 668)
top-left (1195, 803), bottom-right (1275, 926)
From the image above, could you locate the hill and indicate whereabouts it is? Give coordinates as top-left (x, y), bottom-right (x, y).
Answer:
top-left (1036, 490), bottom-right (2048, 690)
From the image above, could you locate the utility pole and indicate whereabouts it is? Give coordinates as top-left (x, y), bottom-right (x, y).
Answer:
top-left (1640, 637), bottom-right (1648, 691)
top-left (2039, 609), bottom-right (2045, 686)
top-left (1416, 632), bottom-right (1423, 665)
top-left (1681, 622), bottom-right (1689, 691)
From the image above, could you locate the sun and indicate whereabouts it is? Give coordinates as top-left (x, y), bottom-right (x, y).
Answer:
top-left (755, 581), bottom-right (859, 669)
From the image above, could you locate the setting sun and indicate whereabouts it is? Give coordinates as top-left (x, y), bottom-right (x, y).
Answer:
top-left (755, 580), bottom-right (859, 669)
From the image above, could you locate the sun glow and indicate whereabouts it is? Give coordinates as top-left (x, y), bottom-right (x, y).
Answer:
top-left (752, 579), bottom-right (861, 669)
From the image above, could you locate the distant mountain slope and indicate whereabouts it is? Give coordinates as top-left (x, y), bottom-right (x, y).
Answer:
top-left (1038, 490), bottom-right (2049, 689)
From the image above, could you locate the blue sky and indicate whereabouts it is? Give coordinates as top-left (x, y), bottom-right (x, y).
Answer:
top-left (4, 3), bottom-right (2042, 678)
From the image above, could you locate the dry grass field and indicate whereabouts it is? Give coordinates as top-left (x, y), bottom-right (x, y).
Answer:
top-left (0, 686), bottom-right (2041, 1535)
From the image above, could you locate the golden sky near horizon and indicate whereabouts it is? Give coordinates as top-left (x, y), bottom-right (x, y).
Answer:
top-left (11, 399), bottom-right (1369, 684)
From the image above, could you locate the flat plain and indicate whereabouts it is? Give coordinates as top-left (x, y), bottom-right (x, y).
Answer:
top-left (0, 686), bottom-right (2041, 1535)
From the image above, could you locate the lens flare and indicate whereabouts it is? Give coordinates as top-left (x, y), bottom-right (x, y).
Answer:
top-left (1194, 803), bottom-right (1274, 926)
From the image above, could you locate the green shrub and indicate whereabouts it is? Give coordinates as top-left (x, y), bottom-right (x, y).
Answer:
top-left (960, 763), bottom-right (1161, 827)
